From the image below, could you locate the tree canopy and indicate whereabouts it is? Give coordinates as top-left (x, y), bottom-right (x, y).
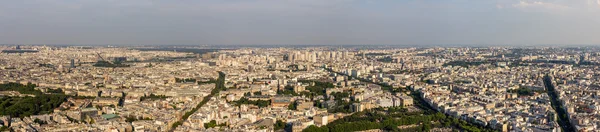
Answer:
top-left (0, 83), bottom-right (68, 118)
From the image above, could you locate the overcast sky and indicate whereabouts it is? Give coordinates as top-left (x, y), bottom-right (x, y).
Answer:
top-left (1, 0), bottom-right (599, 46)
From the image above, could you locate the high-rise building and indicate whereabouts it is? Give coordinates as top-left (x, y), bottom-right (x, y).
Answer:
top-left (331, 52), bottom-right (337, 61)
top-left (362, 52), bottom-right (366, 59)
top-left (218, 54), bottom-right (226, 61)
top-left (351, 69), bottom-right (360, 77)
top-left (70, 59), bottom-right (76, 68)
top-left (247, 65), bottom-right (254, 72)
top-left (311, 52), bottom-right (317, 63)
top-left (283, 54), bottom-right (289, 61)
top-left (304, 51), bottom-right (310, 61)
top-left (291, 53), bottom-right (296, 63)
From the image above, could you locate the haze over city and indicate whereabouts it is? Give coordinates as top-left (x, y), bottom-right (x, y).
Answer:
top-left (1, 0), bottom-right (600, 46)
top-left (2, 1), bottom-right (600, 132)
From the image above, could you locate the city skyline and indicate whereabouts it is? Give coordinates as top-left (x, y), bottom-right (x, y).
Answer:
top-left (2, 45), bottom-right (595, 131)
top-left (3, 0), bottom-right (600, 131)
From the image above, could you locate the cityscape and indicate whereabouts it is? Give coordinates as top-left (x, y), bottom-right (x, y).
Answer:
top-left (0, 45), bottom-right (599, 132)
top-left (2, 0), bottom-right (600, 132)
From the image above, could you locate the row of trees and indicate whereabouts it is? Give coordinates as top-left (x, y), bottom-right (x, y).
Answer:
top-left (171, 72), bottom-right (227, 130)
top-left (442, 61), bottom-right (487, 68)
top-left (508, 87), bottom-right (545, 96)
top-left (124, 115), bottom-right (152, 122)
top-left (544, 75), bottom-right (574, 131)
top-left (198, 79), bottom-right (217, 85)
top-left (139, 93), bottom-right (168, 101)
top-left (233, 97), bottom-right (270, 108)
top-left (175, 78), bottom-right (196, 83)
top-left (93, 61), bottom-right (130, 67)
top-left (376, 56), bottom-right (394, 63)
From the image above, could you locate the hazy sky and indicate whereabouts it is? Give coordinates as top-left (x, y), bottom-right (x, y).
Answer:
top-left (1, 0), bottom-right (600, 46)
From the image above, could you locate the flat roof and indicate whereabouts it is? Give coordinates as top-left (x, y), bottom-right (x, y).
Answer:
top-left (101, 114), bottom-right (119, 119)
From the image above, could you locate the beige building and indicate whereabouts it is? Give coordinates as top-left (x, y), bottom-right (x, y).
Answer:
top-left (314, 114), bottom-right (329, 126)
top-left (399, 96), bottom-right (413, 107)
top-left (296, 100), bottom-right (314, 110)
